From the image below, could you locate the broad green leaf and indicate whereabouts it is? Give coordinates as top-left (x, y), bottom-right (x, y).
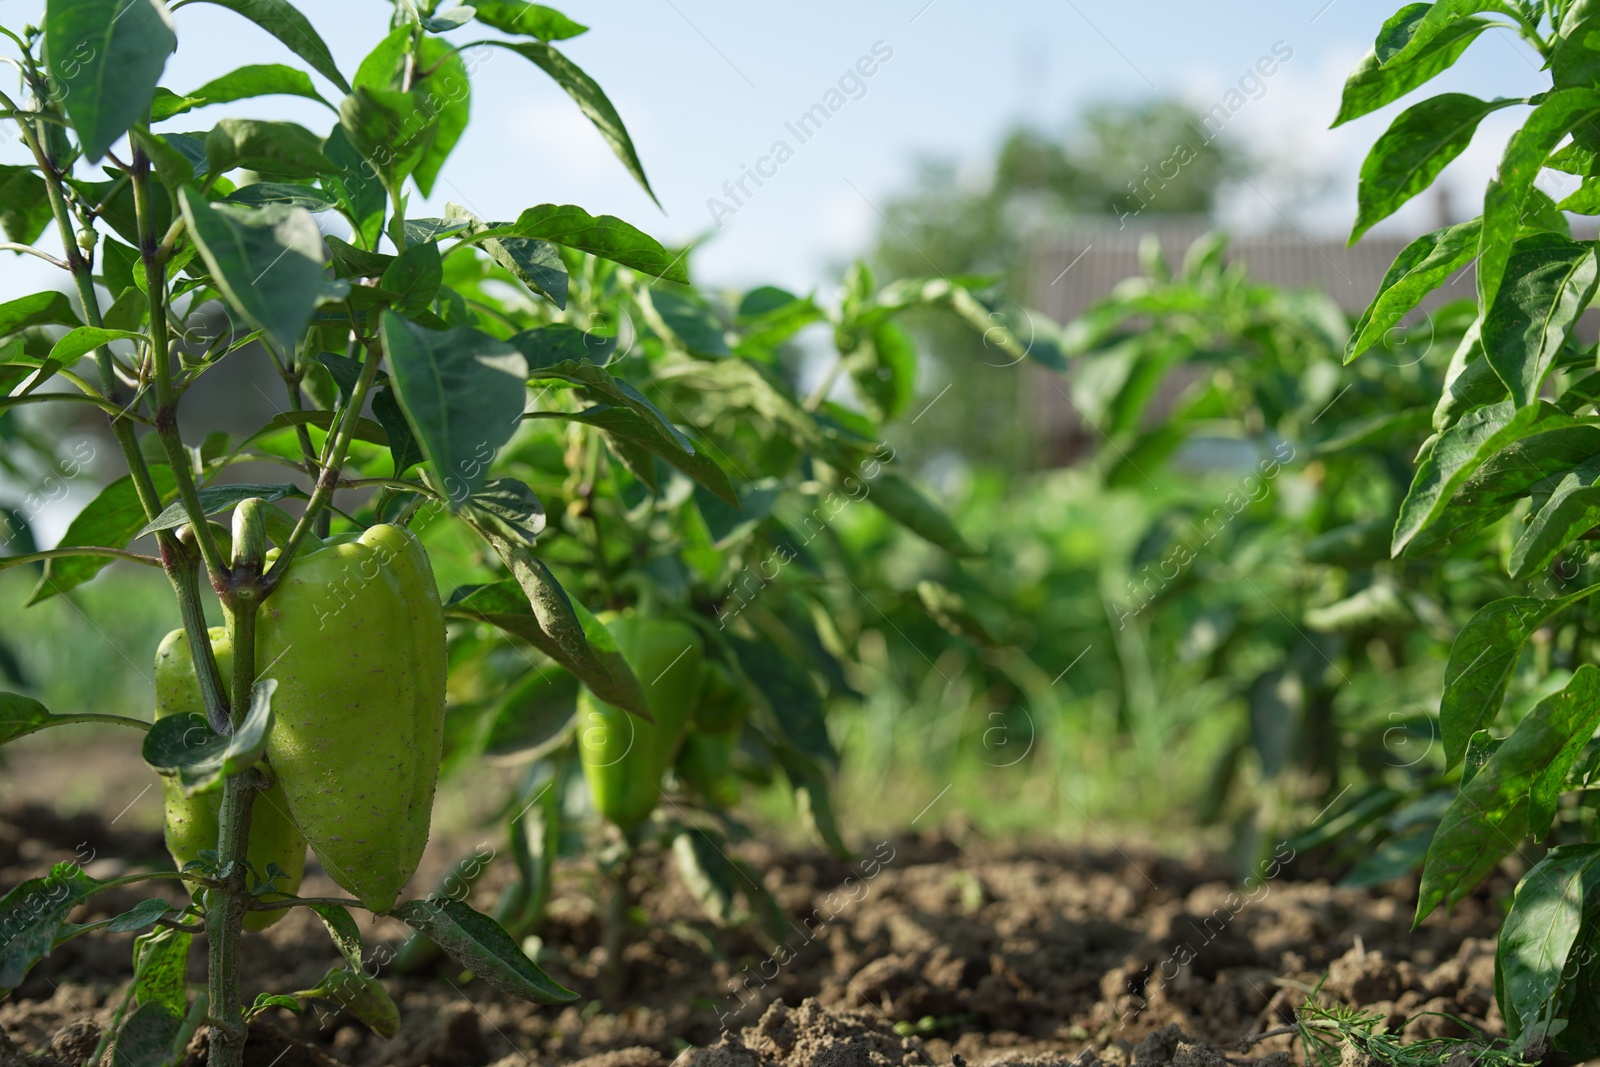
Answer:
top-left (205, 119), bottom-right (335, 179)
top-left (380, 313), bottom-right (529, 507)
top-left (846, 319), bottom-right (917, 421)
top-left (222, 183), bottom-right (338, 212)
top-left (132, 924), bottom-right (191, 1015)
top-left (490, 42), bottom-right (657, 205)
top-left (864, 472), bottom-right (981, 556)
top-left (31, 466), bottom-right (179, 604)
top-left (412, 37), bottom-right (471, 197)
top-left (0, 291), bottom-right (82, 336)
top-left (1333, 15), bottom-right (1494, 126)
top-left (1512, 462), bottom-right (1600, 578)
top-left (475, 205), bottom-right (683, 281)
top-left (1555, 0), bottom-right (1600, 90)
top-left (647, 289), bottom-right (731, 357)
top-left (1376, 0), bottom-right (1503, 66)
top-left (371, 388), bottom-right (424, 476)
top-left (445, 571), bottom-right (649, 721)
top-left (294, 968), bottom-right (398, 1038)
top-left (325, 236), bottom-right (393, 279)
top-left (1347, 220), bottom-right (1480, 361)
top-left (444, 204), bottom-right (568, 307)
top-left (0, 862), bottom-right (102, 994)
top-left (389, 897), bottom-right (578, 1003)
top-left (0, 692), bottom-right (149, 746)
top-left (338, 87), bottom-right (439, 189)
top-left (0, 167), bottom-right (54, 245)
top-left (180, 190), bottom-right (345, 353)
top-left (772, 745), bottom-right (849, 859)
top-left (163, 63), bottom-right (332, 118)
top-left (1480, 90), bottom-right (1600, 311)
top-left (186, 0), bottom-right (351, 92)
top-left (1406, 421), bottom-right (1600, 556)
top-left (380, 241), bottom-right (443, 313)
top-left (1392, 400), bottom-right (1566, 556)
top-left (1433, 321), bottom-right (1507, 431)
top-left (730, 635), bottom-right (834, 763)
top-left (473, 1), bottom-right (588, 39)
top-left (464, 477), bottom-right (545, 548)
top-left (506, 324), bottom-right (614, 371)
top-left (1418, 667), bottom-right (1600, 923)
top-left (673, 829), bottom-right (740, 926)
top-left (105, 898), bottom-right (178, 934)
top-left (109, 1004), bottom-right (182, 1066)
top-left (44, 0), bottom-right (176, 161)
top-left (527, 404), bottom-right (738, 504)
top-left (321, 125), bottom-right (386, 248)
top-left (1351, 94), bottom-right (1509, 242)
top-left (1482, 234), bottom-right (1600, 406)
top-left (1499, 848), bottom-right (1600, 1044)
top-left (140, 678), bottom-right (277, 795)
top-left (309, 905), bottom-right (364, 972)
top-left (135, 482), bottom-right (302, 537)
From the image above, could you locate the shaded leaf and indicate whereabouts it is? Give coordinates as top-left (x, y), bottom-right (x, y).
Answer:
top-left (1482, 233), bottom-right (1600, 406)
top-left (475, 204), bottom-right (683, 282)
top-left (390, 897), bottom-right (578, 1003)
top-left (45, 0), bottom-right (176, 161)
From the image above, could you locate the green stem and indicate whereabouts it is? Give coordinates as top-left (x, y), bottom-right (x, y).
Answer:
top-left (2, 93), bottom-right (230, 731)
top-left (600, 843), bottom-right (633, 1004)
top-left (266, 342), bottom-right (383, 588)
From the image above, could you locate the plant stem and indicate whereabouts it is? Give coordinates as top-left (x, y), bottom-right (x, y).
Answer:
top-left (2, 95), bottom-right (230, 729)
top-left (600, 841), bottom-right (633, 1004)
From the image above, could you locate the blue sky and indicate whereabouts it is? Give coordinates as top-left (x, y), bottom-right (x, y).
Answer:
top-left (0, 1), bottom-right (1553, 295)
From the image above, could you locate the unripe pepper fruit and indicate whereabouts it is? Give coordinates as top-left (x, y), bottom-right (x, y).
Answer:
top-left (153, 627), bottom-right (307, 931)
top-left (258, 524), bottom-right (447, 915)
top-left (676, 659), bottom-right (748, 809)
top-left (578, 613), bottom-right (704, 832)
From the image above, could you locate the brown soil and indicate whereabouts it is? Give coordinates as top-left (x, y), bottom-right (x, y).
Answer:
top-left (0, 801), bottom-right (1509, 1067)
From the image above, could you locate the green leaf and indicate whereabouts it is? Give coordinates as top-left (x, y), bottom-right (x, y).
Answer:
top-left (321, 125), bottom-right (386, 248)
top-left (772, 745), bottom-right (849, 858)
top-left (0, 862), bottom-right (102, 994)
top-left (1376, 0), bottom-right (1502, 66)
top-left (44, 0), bottom-right (176, 162)
top-left (1333, 15), bottom-right (1494, 126)
top-left (222, 182), bottom-right (338, 212)
top-left (730, 635), bottom-right (834, 763)
top-left (379, 313), bottom-right (529, 508)
top-left (412, 37), bottom-right (471, 197)
top-left (846, 319), bottom-right (917, 421)
top-left (205, 119), bottom-right (336, 179)
top-left (0, 291), bottom-right (82, 336)
top-left (186, 0), bottom-right (350, 92)
top-left (109, 1003), bottom-right (183, 1066)
top-left (0, 167), bottom-right (54, 245)
top-left (1352, 94), bottom-right (1508, 242)
top-left (389, 897), bottom-right (578, 1003)
top-left (134, 483), bottom-right (302, 538)
top-left (472, 1), bottom-right (588, 39)
top-left (248, 993), bottom-right (301, 1020)
top-left (379, 241), bottom-right (443, 313)
top-left (371, 388), bottom-right (424, 477)
top-left (464, 477), bottom-right (546, 549)
top-left (338, 87), bottom-right (438, 189)
top-left (422, 6), bottom-right (477, 31)
top-left (673, 829), bottom-right (740, 926)
top-left (529, 404), bottom-right (738, 505)
top-left (444, 203), bottom-right (568, 307)
top-left (475, 204), bottom-right (684, 282)
top-left (1418, 667), bottom-right (1600, 923)
top-left (294, 968), bottom-right (398, 1038)
top-left (140, 678), bottom-right (277, 795)
top-left (168, 63), bottom-right (333, 118)
top-left (105, 898), bottom-right (178, 934)
top-left (1482, 234), bottom-right (1600, 406)
top-left (1393, 400), bottom-right (1566, 556)
top-left (444, 574), bottom-right (650, 721)
top-left (132, 925), bottom-right (189, 1011)
top-left (1498, 845), bottom-right (1600, 1044)
top-left (180, 190), bottom-right (344, 354)
top-left (325, 236), bottom-right (393, 279)
top-left (309, 905), bottom-right (364, 972)
top-left (0, 692), bottom-right (149, 746)
top-left (490, 43), bottom-right (656, 205)
top-left (1512, 463), bottom-right (1600, 579)
top-left (1347, 220), bottom-right (1480, 361)
top-left (864, 472), bottom-right (981, 556)
top-left (507, 324), bottom-right (614, 370)
top-left (31, 466), bottom-right (179, 604)
top-left (1439, 588), bottom-right (1600, 768)
top-left (1480, 90), bottom-right (1600, 311)
top-left (1554, 0), bottom-right (1600, 90)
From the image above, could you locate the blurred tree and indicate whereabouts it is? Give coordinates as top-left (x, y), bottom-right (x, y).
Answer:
top-left (868, 99), bottom-right (1248, 471)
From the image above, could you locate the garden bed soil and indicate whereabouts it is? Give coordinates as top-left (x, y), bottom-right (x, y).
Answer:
top-left (0, 800), bottom-right (1509, 1067)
